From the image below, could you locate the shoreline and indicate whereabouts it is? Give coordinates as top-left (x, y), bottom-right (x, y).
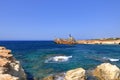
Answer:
top-left (54, 37), bottom-right (120, 45)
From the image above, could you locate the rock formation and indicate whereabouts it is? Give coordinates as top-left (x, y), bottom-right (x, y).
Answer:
top-left (93, 63), bottom-right (120, 80)
top-left (43, 63), bottom-right (120, 80)
top-left (54, 36), bottom-right (120, 45)
top-left (0, 46), bottom-right (26, 80)
top-left (77, 39), bottom-right (120, 44)
top-left (64, 68), bottom-right (86, 80)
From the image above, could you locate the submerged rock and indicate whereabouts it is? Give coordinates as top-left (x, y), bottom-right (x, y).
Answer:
top-left (0, 46), bottom-right (26, 80)
top-left (93, 63), bottom-right (120, 80)
top-left (64, 68), bottom-right (86, 80)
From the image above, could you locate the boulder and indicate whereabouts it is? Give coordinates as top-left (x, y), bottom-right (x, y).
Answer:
top-left (64, 68), bottom-right (86, 80)
top-left (93, 63), bottom-right (120, 80)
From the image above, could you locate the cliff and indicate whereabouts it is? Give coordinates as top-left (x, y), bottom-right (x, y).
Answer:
top-left (0, 46), bottom-right (26, 80)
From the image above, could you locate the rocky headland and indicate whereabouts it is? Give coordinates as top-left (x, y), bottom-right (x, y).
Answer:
top-left (77, 38), bottom-right (120, 45)
top-left (54, 36), bottom-right (120, 45)
top-left (43, 63), bottom-right (120, 80)
top-left (0, 46), bottom-right (26, 80)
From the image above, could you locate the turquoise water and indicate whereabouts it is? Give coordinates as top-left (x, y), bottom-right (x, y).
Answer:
top-left (0, 41), bottom-right (120, 79)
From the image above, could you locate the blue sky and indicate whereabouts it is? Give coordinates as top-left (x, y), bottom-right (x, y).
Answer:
top-left (0, 0), bottom-right (120, 40)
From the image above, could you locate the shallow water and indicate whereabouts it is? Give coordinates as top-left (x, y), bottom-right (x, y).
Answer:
top-left (0, 41), bottom-right (120, 79)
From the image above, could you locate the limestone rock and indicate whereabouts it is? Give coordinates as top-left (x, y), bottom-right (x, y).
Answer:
top-left (0, 47), bottom-right (6, 50)
top-left (93, 63), bottom-right (120, 80)
top-left (64, 68), bottom-right (86, 80)
top-left (0, 74), bottom-right (18, 80)
top-left (0, 46), bottom-right (26, 80)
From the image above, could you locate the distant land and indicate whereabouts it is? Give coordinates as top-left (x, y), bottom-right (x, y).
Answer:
top-left (54, 35), bottom-right (120, 45)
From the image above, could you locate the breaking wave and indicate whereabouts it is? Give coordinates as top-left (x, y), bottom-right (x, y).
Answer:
top-left (45, 55), bottom-right (72, 63)
top-left (103, 57), bottom-right (119, 62)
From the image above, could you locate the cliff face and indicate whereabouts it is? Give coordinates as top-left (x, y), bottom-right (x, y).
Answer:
top-left (0, 46), bottom-right (26, 80)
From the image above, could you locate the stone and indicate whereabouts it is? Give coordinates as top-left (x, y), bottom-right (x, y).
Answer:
top-left (64, 68), bottom-right (86, 80)
top-left (93, 63), bottom-right (120, 80)
top-left (0, 47), bottom-right (6, 50)
top-left (0, 74), bottom-right (18, 80)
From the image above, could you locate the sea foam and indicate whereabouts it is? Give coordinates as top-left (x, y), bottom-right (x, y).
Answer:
top-left (45, 55), bottom-right (72, 63)
top-left (103, 57), bottom-right (119, 62)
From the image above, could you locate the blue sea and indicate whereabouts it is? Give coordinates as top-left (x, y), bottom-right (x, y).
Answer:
top-left (0, 41), bottom-right (120, 80)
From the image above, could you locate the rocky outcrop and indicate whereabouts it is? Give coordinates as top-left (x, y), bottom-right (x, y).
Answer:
top-left (64, 68), bottom-right (86, 80)
top-left (77, 39), bottom-right (120, 45)
top-left (0, 46), bottom-right (26, 80)
top-left (93, 63), bottom-right (120, 80)
top-left (43, 63), bottom-right (120, 80)
top-left (55, 37), bottom-right (120, 45)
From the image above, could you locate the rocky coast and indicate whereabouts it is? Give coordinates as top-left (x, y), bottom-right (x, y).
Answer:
top-left (54, 36), bottom-right (120, 45)
top-left (0, 46), bottom-right (120, 80)
top-left (0, 46), bottom-right (26, 80)
top-left (43, 63), bottom-right (120, 80)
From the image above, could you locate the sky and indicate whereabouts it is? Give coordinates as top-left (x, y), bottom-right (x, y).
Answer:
top-left (0, 0), bottom-right (120, 40)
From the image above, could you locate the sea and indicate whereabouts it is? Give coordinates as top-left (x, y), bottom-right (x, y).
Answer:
top-left (0, 41), bottom-right (120, 80)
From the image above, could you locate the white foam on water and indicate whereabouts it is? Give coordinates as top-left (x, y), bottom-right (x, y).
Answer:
top-left (109, 58), bottom-right (119, 62)
top-left (45, 55), bottom-right (72, 63)
top-left (103, 57), bottom-right (119, 62)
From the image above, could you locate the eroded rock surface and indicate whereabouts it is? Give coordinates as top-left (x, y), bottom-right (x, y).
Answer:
top-left (93, 63), bottom-right (120, 80)
top-left (0, 46), bottom-right (26, 80)
top-left (64, 68), bottom-right (86, 80)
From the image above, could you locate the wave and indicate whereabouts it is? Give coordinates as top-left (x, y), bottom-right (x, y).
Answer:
top-left (103, 57), bottom-right (119, 62)
top-left (45, 55), bottom-right (72, 63)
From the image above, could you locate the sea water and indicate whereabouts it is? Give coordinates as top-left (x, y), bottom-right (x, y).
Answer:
top-left (0, 41), bottom-right (120, 79)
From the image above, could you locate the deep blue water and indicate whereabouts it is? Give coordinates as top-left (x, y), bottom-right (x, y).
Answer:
top-left (0, 41), bottom-right (120, 79)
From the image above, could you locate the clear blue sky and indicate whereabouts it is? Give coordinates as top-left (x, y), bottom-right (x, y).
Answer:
top-left (0, 0), bottom-right (120, 40)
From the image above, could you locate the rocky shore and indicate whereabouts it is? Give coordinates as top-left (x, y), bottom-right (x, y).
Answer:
top-left (43, 63), bottom-right (120, 80)
top-left (0, 46), bottom-right (26, 80)
top-left (1, 46), bottom-right (120, 80)
top-left (77, 39), bottom-right (120, 45)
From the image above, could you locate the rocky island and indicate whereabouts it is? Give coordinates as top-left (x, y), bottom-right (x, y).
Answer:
top-left (54, 36), bottom-right (120, 45)
top-left (0, 46), bottom-right (26, 80)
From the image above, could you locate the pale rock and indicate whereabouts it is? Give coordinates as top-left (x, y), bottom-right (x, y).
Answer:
top-left (93, 63), bottom-right (120, 80)
top-left (0, 46), bottom-right (26, 80)
top-left (64, 68), bottom-right (86, 80)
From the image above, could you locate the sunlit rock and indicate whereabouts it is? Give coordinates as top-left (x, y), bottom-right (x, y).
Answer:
top-left (93, 63), bottom-right (120, 80)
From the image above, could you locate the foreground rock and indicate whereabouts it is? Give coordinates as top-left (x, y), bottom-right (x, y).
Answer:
top-left (65, 68), bottom-right (86, 80)
top-left (43, 68), bottom-right (86, 80)
top-left (0, 46), bottom-right (26, 80)
top-left (93, 63), bottom-right (120, 80)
